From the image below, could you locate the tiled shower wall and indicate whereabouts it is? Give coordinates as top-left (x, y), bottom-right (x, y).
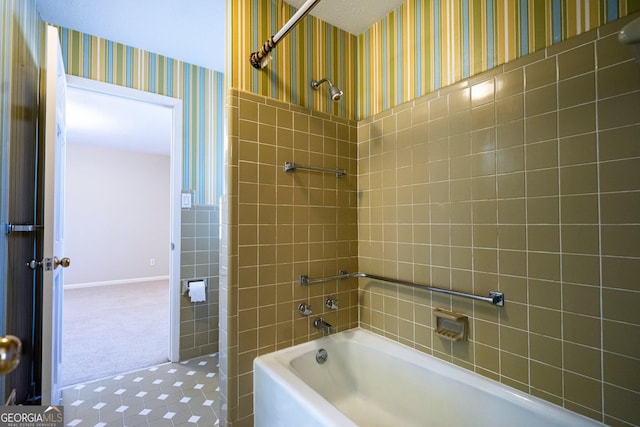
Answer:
top-left (180, 205), bottom-right (220, 360)
top-left (358, 16), bottom-right (640, 427)
top-left (221, 88), bottom-right (359, 425)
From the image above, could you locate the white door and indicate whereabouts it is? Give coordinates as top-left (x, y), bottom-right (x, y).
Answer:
top-left (41, 25), bottom-right (68, 405)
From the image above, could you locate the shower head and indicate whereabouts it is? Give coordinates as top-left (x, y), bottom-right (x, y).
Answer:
top-left (311, 78), bottom-right (343, 102)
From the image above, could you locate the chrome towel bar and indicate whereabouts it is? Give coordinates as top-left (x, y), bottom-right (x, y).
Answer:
top-left (284, 161), bottom-right (347, 178)
top-left (298, 271), bottom-right (504, 307)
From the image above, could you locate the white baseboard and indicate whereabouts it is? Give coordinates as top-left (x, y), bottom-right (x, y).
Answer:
top-left (64, 276), bottom-right (170, 289)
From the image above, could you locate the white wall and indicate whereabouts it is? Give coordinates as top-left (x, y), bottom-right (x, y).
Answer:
top-left (64, 143), bottom-right (170, 286)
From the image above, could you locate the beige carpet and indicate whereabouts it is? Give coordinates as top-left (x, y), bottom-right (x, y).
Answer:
top-left (62, 280), bottom-right (170, 387)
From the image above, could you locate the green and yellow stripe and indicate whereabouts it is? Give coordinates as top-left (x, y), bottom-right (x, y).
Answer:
top-left (228, 0), bottom-right (357, 119)
top-left (356, 0), bottom-right (639, 119)
top-left (59, 28), bottom-right (225, 205)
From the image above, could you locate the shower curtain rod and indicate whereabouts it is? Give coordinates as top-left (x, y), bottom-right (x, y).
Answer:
top-left (250, 0), bottom-right (322, 69)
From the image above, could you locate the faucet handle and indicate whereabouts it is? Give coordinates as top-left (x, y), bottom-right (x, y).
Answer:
top-left (325, 296), bottom-right (339, 310)
top-left (298, 302), bottom-right (312, 316)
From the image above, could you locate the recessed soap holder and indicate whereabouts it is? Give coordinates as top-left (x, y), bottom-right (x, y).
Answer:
top-left (434, 308), bottom-right (469, 341)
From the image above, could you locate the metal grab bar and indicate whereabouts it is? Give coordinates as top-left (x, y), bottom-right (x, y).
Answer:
top-left (298, 271), bottom-right (504, 307)
top-left (284, 162), bottom-right (347, 178)
top-left (299, 270), bottom-right (349, 285)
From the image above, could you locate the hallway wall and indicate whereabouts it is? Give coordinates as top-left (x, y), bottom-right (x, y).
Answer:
top-left (65, 144), bottom-right (170, 286)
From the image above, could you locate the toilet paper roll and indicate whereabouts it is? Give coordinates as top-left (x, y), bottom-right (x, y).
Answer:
top-left (188, 280), bottom-right (206, 303)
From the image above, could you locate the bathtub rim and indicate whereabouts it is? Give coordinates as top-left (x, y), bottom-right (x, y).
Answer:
top-left (254, 327), bottom-right (605, 426)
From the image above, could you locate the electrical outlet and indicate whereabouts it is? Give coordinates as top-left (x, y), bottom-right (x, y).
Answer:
top-left (150, 258), bottom-right (156, 266)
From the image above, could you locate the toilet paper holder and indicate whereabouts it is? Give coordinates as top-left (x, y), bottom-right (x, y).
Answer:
top-left (182, 279), bottom-right (208, 295)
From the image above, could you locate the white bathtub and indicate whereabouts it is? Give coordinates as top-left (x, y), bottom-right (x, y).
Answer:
top-left (254, 328), bottom-right (603, 427)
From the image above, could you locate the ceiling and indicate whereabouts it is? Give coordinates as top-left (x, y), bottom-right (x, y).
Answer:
top-left (66, 86), bottom-right (172, 156)
top-left (283, 0), bottom-right (405, 35)
top-left (36, 0), bottom-right (401, 154)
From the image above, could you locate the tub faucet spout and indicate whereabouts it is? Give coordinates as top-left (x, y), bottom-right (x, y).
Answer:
top-left (313, 317), bottom-right (332, 334)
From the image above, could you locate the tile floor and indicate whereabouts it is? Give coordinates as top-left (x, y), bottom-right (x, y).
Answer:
top-left (61, 354), bottom-right (220, 427)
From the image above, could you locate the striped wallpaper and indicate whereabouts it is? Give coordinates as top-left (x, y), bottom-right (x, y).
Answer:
top-left (59, 28), bottom-right (225, 205)
top-left (228, 0), bottom-right (357, 120)
top-left (357, 0), bottom-right (640, 118)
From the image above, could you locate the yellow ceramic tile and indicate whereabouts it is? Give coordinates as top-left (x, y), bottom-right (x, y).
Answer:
top-left (525, 57), bottom-right (557, 90)
top-left (497, 173), bottom-right (525, 199)
top-left (599, 158), bottom-right (640, 193)
top-left (603, 288), bottom-right (640, 325)
top-left (597, 31), bottom-right (636, 67)
top-left (558, 43), bottom-right (595, 81)
top-left (498, 198), bottom-right (526, 223)
top-left (602, 256), bottom-right (640, 292)
top-left (450, 156), bottom-right (472, 179)
top-left (563, 283), bottom-right (601, 316)
top-left (525, 84), bottom-right (558, 118)
top-left (562, 254), bottom-right (600, 286)
top-left (526, 169), bottom-right (559, 197)
top-left (564, 312), bottom-right (601, 348)
top-left (239, 98), bottom-right (259, 121)
top-left (603, 383), bottom-right (640, 426)
top-left (472, 176), bottom-right (496, 200)
top-left (530, 361), bottom-right (562, 397)
top-left (559, 103), bottom-right (596, 137)
top-left (529, 279), bottom-right (562, 310)
top-left (598, 92), bottom-right (640, 130)
top-left (471, 104), bottom-right (495, 131)
top-left (564, 341), bottom-right (602, 379)
top-left (500, 351), bottom-right (529, 384)
top-left (530, 334), bottom-right (562, 367)
top-left (601, 192), bottom-right (640, 225)
top-left (450, 201), bottom-right (472, 223)
top-left (526, 140), bottom-right (558, 170)
top-left (528, 252), bottom-right (560, 281)
top-left (475, 343), bottom-right (499, 373)
top-left (561, 194), bottom-right (599, 224)
top-left (564, 371), bottom-right (602, 411)
top-left (473, 224), bottom-right (497, 248)
top-left (497, 147), bottom-right (524, 174)
top-left (499, 275), bottom-right (527, 304)
top-left (496, 94), bottom-right (524, 124)
top-left (450, 110), bottom-right (471, 136)
top-left (560, 73), bottom-right (596, 111)
top-left (472, 128), bottom-right (496, 153)
top-left (527, 197), bottom-right (560, 224)
top-left (496, 69), bottom-right (524, 99)
top-left (528, 225), bottom-right (560, 252)
top-left (497, 119), bottom-right (524, 149)
top-left (449, 133), bottom-right (472, 157)
top-left (474, 248), bottom-right (497, 273)
top-left (525, 112), bottom-right (557, 144)
top-left (562, 225), bottom-right (600, 255)
top-left (604, 352), bottom-right (640, 393)
top-left (500, 326), bottom-right (528, 356)
top-left (259, 104), bottom-right (277, 125)
top-left (498, 225), bottom-right (526, 250)
top-left (601, 225), bottom-right (640, 257)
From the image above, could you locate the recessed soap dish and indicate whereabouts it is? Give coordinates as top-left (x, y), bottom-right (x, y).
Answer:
top-left (434, 308), bottom-right (469, 341)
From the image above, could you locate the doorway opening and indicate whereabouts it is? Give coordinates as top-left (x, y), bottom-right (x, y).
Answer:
top-left (61, 76), bottom-right (182, 386)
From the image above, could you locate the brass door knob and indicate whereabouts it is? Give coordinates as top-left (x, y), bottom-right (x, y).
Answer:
top-left (54, 257), bottom-right (70, 269)
top-left (0, 335), bottom-right (22, 375)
